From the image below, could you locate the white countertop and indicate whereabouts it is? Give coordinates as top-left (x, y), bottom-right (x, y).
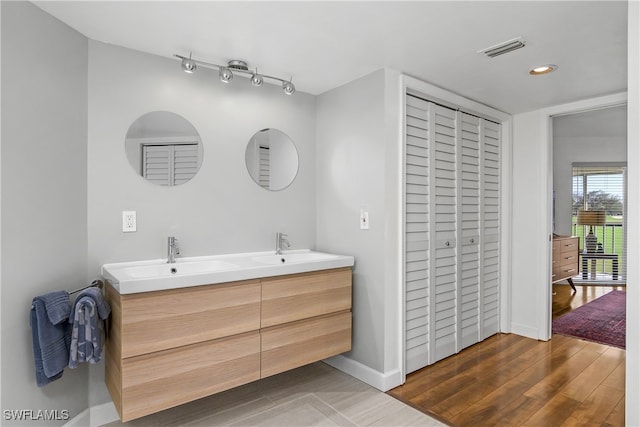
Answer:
top-left (102, 249), bottom-right (355, 294)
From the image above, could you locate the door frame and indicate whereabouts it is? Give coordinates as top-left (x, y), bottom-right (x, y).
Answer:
top-left (539, 92), bottom-right (627, 340)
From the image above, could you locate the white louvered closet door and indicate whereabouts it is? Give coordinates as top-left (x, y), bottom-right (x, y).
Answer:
top-left (480, 120), bottom-right (501, 338)
top-left (404, 95), bottom-right (431, 373)
top-left (458, 113), bottom-right (481, 350)
top-left (430, 104), bottom-right (458, 363)
top-left (404, 94), bottom-right (500, 374)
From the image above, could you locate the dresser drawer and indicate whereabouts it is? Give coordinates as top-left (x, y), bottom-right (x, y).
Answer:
top-left (559, 238), bottom-right (579, 254)
top-left (558, 252), bottom-right (578, 268)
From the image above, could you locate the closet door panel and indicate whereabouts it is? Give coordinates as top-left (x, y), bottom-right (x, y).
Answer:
top-left (404, 95), bottom-right (431, 373)
top-left (480, 120), bottom-right (501, 338)
top-left (430, 104), bottom-right (458, 363)
top-left (458, 113), bottom-right (481, 350)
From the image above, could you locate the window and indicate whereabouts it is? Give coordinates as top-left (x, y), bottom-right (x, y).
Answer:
top-left (572, 163), bottom-right (626, 281)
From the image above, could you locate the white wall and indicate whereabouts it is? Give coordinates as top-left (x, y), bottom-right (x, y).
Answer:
top-left (316, 69), bottom-right (390, 378)
top-left (1, 1), bottom-right (89, 423)
top-left (315, 68), bottom-right (406, 390)
top-left (626, 1), bottom-right (639, 424)
top-left (553, 110), bottom-right (627, 236)
top-left (86, 41), bottom-right (316, 405)
top-left (510, 111), bottom-right (552, 339)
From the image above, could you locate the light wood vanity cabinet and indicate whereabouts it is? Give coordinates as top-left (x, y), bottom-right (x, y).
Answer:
top-left (105, 267), bottom-right (352, 422)
top-left (261, 268), bottom-right (352, 377)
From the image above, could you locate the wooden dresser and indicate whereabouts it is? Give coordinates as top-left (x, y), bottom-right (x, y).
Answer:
top-left (552, 234), bottom-right (579, 291)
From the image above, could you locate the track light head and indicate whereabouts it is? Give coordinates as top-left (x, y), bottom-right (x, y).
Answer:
top-left (251, 70), bottom-right (264, 87)
top-left (219, 67), bottom-right (233, 83)
top-left (181, 53), bottom-right (197, 73)
top-left (282, 80), bottom-right (295, 95)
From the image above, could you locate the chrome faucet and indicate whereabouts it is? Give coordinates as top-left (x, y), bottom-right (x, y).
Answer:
top-left (167, 236), bottom-right (180, 263)
top-left (275, 232), bottom-right (290, 255)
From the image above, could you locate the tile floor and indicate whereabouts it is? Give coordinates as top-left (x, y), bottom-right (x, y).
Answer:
top-left (103, 362), bottom-right (446, 427)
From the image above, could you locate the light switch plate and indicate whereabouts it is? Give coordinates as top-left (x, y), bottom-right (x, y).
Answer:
top-left (122, 211), bottom-right (136, 232)
top-left (360, 208), bottom-right (369, 230)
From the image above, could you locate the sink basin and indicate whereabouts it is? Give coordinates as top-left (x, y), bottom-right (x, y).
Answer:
top-left (252, 252), bottom-right (340, 265)
top-left (122, 260), bottom-right (239, 279)
top-left (102, 249), bottom-right (354, 294)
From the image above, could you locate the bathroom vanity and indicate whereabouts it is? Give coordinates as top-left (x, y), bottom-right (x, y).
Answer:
top-left (102, 250), bottom-right (353, 421)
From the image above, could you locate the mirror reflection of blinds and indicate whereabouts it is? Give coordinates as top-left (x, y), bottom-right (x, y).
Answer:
top-left (258, 145), bottom-right (270, 189)
top-left (142, 143), bottom-right (199, 186)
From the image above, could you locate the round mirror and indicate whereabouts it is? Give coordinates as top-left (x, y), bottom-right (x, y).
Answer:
top-left (125, 111), bottom-right (203, 186)
top-left (245, 128), bottom-right (298, 191)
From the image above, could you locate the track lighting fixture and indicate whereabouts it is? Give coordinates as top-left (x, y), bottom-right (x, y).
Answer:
top-left (175, 54), bottom-right (295, 95)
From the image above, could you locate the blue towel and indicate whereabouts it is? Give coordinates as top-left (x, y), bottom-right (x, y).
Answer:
top-left (69, 288), bottom-right (110, 368)
top-left (30, 291), bottom-right (71, 387)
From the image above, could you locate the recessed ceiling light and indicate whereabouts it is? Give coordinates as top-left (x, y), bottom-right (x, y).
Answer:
top-left (529, 64), bottom-right (558, 75)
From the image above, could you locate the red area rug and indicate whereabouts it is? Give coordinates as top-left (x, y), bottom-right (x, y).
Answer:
top-left (552, 290), bottom-right (626, 349)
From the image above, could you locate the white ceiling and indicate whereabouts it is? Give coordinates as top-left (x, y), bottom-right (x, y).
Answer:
top-left (33, 1), bottom-right (628, 114)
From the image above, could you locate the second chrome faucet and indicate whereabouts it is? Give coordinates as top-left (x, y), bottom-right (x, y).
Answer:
top-left (275, 232), bottom-right (290, 255)
top-left (167, 236), bottom-right (180, 263)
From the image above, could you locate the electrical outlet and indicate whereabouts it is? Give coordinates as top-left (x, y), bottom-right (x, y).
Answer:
top-left (122, 211), bottom-right (136, 232)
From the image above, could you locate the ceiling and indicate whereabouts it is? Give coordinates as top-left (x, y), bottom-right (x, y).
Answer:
top-left (33, 1), bottom-right (628, 114)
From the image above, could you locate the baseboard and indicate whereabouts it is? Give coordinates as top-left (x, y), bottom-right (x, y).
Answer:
top-left (89, 401), bottom-right (118, 427)
top-left (64, 408), bottom-right (90, 427)
top-left (65, 401), bottom-right (118, 427)
top-left (323, 355), bottom-right (403, 392)
top-left (510, 322), bottom-right (541, 340)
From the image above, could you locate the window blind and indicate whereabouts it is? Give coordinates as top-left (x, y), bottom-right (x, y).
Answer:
top-left (572, 164), bottom-right (627, 281)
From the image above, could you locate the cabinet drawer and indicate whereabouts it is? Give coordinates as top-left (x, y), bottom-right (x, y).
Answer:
top-left (120, 332), bottom-right (260, 421)
top-left (261, 268), bottom-right (352, 328)
top-left (119, 280), bottom-right (261, 357)
top-left (261, 311), bottom-right (352, 378)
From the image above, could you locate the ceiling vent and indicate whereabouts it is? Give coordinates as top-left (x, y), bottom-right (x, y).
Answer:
top-left (479, 37), bottom-right (526, 58)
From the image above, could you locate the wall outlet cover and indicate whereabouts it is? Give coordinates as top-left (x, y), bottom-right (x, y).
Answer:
top-left (122, 211), bottom-right (136, 232)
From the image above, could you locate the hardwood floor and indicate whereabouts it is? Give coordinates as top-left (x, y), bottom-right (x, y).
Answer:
top-left (388, 285), bottom-right (626, 427)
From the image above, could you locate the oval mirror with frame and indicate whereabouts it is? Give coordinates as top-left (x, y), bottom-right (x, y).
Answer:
top-left (125, 111), bottom-right (203, 186)
top-left (245, 128), bottom-right (299, 191)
